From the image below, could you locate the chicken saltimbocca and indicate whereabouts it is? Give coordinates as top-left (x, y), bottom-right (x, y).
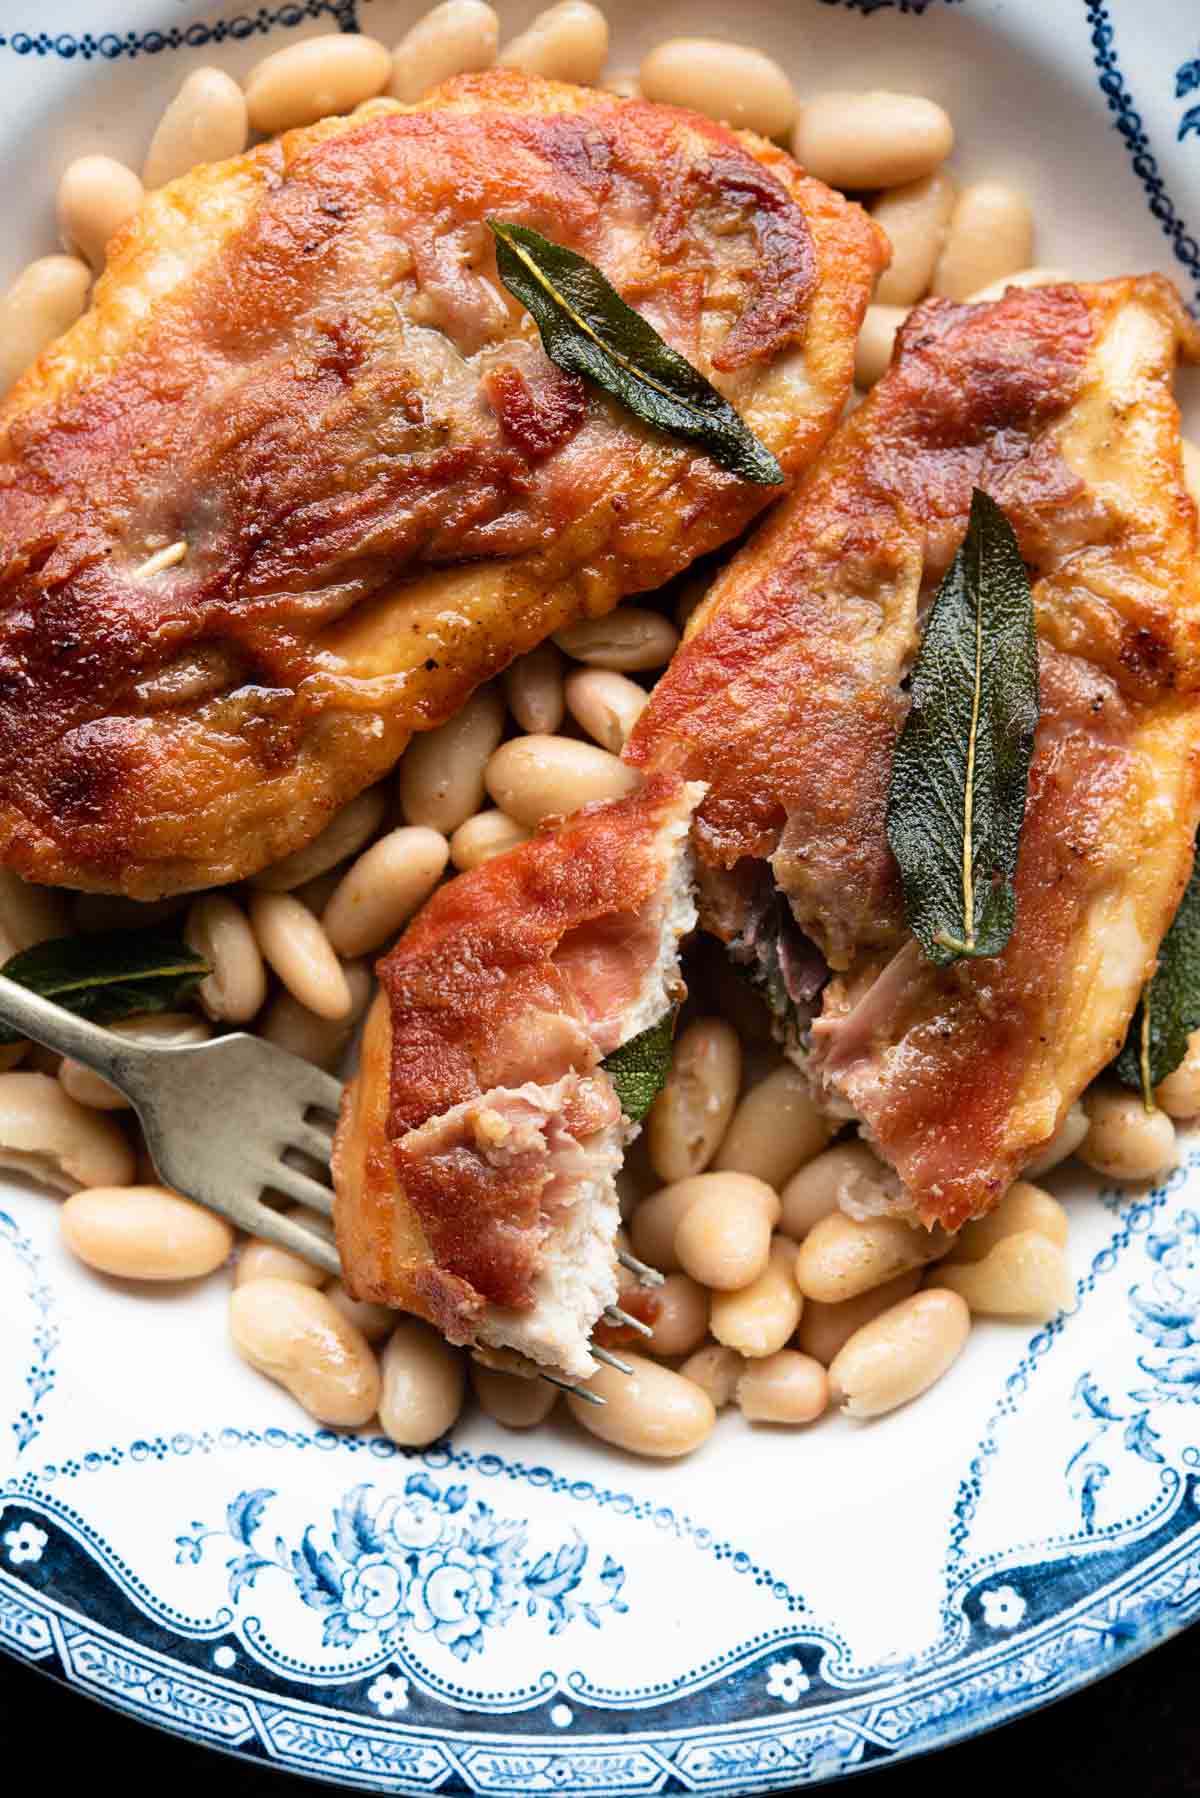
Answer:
top-left (0, 69), bottom-right (885, 898)
top-left (334, 277), bottom-right (1200, 1378)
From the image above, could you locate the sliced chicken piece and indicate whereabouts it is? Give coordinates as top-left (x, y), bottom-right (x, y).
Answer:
top-left (0, 70), bottom-right (885, 897)
top-left (333, 774), bottom-right (702, 1378)
top-left (627, 277), bottom-right (1200, 1227)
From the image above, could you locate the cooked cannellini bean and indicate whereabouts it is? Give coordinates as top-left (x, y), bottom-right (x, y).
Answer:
top-left (322, 827), bottom-right (449, 958)
top-left (1079, 1084), bottom-right (1178, 1182)
top-left (932, 1231), bottom-right (1072, 1322)
top-left (792, 91), bottom-right (953, 191)
top-left (855, 304), bottom-right (907, 388)
top-left (57, 156), bottom-right (144, 270)
top-left (293, 867), bottom-right (345, 916)
top-left (644, 1272), bottom-right (709, 1358)
top-left (564, 667), bottom-right (648, 753)
top-left (1025, 1102), bottom-right (1088, 1175)
top-left (499, 1), bottom-right (608, 84)
top-left (389, 0), bottom-right (499, 101)
top-left (471, 1360), bottom-right (558, 1428)
top-left (503, 644), bottom-right (564, 734)
top-left (185, 894), bottom-right (268, 1024)
top-left (794, 1209), bottom-right (946, 1303)
top-left (0, 256), bottom-right (91, 396)
top-left (674, 1173), bottom-right (780, 1292)
top-left (871, 170), bottom-right (957, 306)
top-left (231, 1279), bottom-right (380, 1426)
top-left (628, 1175), bottom-right (708, 1273)
top-left (637, 39), bottom-right (795, 137)
top-left (710, 1235), bottom-right (803, 1358)
top-left (737, 1350), bottom-right (828, 1424)
top-left (1157, 1028), bottom-right (1200, 1117)
top-left (942, 1180), bottom-right (1067, 1265)
top-left (236, 1234), bottom-right (327, 1290)
top-left (485, 734), bottom-right (639, 826)
top-left (0, 870), bottom-right (70, 951)
top-left (379, 1316), bottom-right (465, 1445)
top-left (602, 72), bottom-right (638, 99)
top-left (678, 1342), bottom-right (743, 1409)
top-left (259, 959), bottom-right (371, 1071)
top-left (59, 1012), bottom-right (209, 1112)
top-left (0, 1073), bottom-right (134, 1191)
top-left (1184, 440), bottom-right (1200, 509)
top-left (931, 182), bottom-right (1035, 301)
top-left (554, 608), bottom-right (679, 673)
top-left (397, 686), bottom-right (506, 834)
top-left (780, 1141), bottom-right (892, 1240)
top-left (965, 266), bottom-right (1072, 303)
top-left (713, 1064), bottom-right (833, 1188)
top-left (250, 786), bottom-right (388, 892)
top-left (244, 33), bottom-right (392, 133)
top-left (567, 1352), bottom-right (715, 1457)
top-left (142, 67), bottom-right (248, 187)
top-left (829, 1289), bottom-right (969, 1418)
top-left (62, 1183), bottom-right (232, 1279)
top-left (449, 809), bottom-right (532, 870)
top-left (326, 1279), bottom-right (397, 1343)
top-left (795, 1269), bottom-right (923, 1366)
top-left (248, 892), bottom-right (350, 1020)
top-left (646, 1017), bottom-right (741, 1183)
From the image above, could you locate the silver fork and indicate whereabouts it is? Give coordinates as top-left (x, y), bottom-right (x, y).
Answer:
top-left (0, 973), bottom-right (658, 1399)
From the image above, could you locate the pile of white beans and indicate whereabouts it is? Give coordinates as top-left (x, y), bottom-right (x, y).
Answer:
top-left (0, 6), bottom-right (1196, 1460)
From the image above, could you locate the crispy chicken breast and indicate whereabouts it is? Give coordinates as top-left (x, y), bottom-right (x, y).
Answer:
top-left (0, 70), bottom-right (885, 897)
top-left (627, 277), bottom-right (1200, 1228)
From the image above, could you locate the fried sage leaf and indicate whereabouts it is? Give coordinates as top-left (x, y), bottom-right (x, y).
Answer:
top-left (1115, 851), bottom-right (1200, 1106)
top-left (602, 1011), bottom-right (676, 1123)
top-left (0, 931), bottom-right (209, 1045)
top-left (886, 488), bottom-right (1039, 966)
top-left (487, 219), bottom-right (784, 486)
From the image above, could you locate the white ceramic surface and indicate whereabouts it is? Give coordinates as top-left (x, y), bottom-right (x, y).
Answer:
top-left (1, 2), bottom-right (1199, 1790)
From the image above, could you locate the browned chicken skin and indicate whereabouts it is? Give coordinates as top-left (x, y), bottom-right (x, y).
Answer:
top-left (0, 71), bottom-right (886, 897)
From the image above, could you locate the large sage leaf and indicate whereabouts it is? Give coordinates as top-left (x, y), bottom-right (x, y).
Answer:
top-left (601, 1012), bottom-right (676, 1123)
top-left (487, 219), bottom-right (784, 485)
top-left (886, 488), bottom-right (1039, 966)
top-left (0, 930), bottom-right (209, 1045)
top-left (1115, 850), bottom-right (1200, 1106)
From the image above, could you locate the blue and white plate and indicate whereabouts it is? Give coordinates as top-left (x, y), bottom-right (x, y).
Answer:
top-left (2, 1), bottom-right (1199, 1789)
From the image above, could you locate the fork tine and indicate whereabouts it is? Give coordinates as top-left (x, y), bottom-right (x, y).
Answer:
top-left (241, 1198), bottom-right (341, 1276)
top-left (300, 1066), bottom-right (346, 1116)
top-left (290, 1119), bottom-right (335, 1165)
top-left (265, 1157), bottom-right (336, 1216)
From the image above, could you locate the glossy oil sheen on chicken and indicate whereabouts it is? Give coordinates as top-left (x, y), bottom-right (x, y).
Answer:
top-left (0, 70), bottom-right (885, 897)
top-left (626, 277), bottom-right (1200, 1228)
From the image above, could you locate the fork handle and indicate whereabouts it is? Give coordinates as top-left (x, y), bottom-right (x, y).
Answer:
top-left (0, 972), bottom-right (145, 1092)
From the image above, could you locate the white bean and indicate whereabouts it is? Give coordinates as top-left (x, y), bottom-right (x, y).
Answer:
top-left (564, 667), bottom-right (648, 753)
top-left (326, 1279), bottom-right (397, 1343)
top-left (1079, 1084), bottom-right (1178, 1182)
top-left (498, 2), bottom-right (609, 85)
top-left (966, 266), bottom-right (1072, 304)
top-left (855, 304), bottom-right (907, 388)
top-left (0, 869), bottom-right (70, 951)
top-left (932, 1231), bottom-right (1072, 1322)
top-left (248, 891), bottom-right (350, 1020)
top-left (931, 182), bottom-right (1035, 302)
top-left (1025, 1102), bottom-right (1088, 1175)
top-left (379, 1316), bottom-right (465, 1445)
top-left (142, 68), bottom-right (249, 188)
top-left (62, 1183), bottom-right (232, 1280)
top-left (737, 1350), bottom-right (828, 1424)
top-left (485, 734), bottom-right (639, 826)
top-left (675, 1173), bottom-right (780, 1291)
top-left (251, 785), bottom-right (388, 892)
top-left (0, 1072), bottom-right (134, 1192)
top-left (794, 1209), bottom-right (946, 1303)
top-left (449, 809), bottom-right (531, 870)
top-left (554, 608), bottom-right (678, 673)
top-left (678, 1342), bottom-right (743, 1409)
top-left (637, 39), bottom-right (796, 138)
top-left (795, 1269), bottom-right (922, 1366)
top-left (713, 1064), bottom-right (833, 1188)
top-left (1157, 1028), bottom-right (1200, 1118)
top-left (628, 1174), bottom-right (710, 1273)
top-left (244, 34), bottom-right (393, 134)
top-left (780, 1141), bottom-right (892, 1240)
top-left (792, 92), bottom-right (953, 191)
top-left (871, 170), bottom-right (956, 306)
top-left (644, 1272), bottom-right (710, 1358)
top-left (828, 1288), bottom-right (970, 1418)
top-left (185, 894), bottom-right (268, 1024)
top-left (230, 1279), bottom-right (381, 1426)
top-left (471, 1360), bottom-right (558, 1427)
top-left (259, 959), bottom-right (372, 1070)
top-left (646, 1017), bottom-right (741, 1183)
top-left (504, 644), bottom-right (565, 734)
top-left (567, 1353), bottom-right (715, 1458)
top-left (236, 1234), bottom-right (327, 1290)
top-left (397, 686), bottom-right (506, 833)
top-left (942, 1180), bottom-right (1068, 1265)
top-left (59, 1012), bottom-right (209, 1112)
top-left (56, 156), bottom-right (144, 270)
top-left (0, 256), bottom-right (91, 396)
top-left (710, 1235), bottom-right (803, 1358)
top-left (323, 827), bottom-right (448, 958)
top-left (389, 1), bottom-right (499, 102)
